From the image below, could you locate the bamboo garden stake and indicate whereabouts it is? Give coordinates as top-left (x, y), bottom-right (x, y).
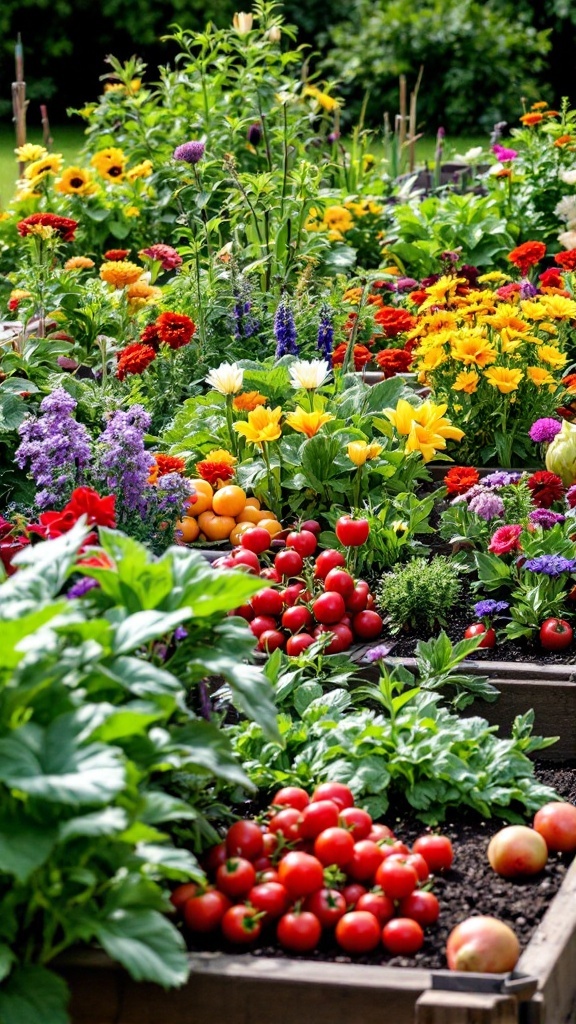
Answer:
top-left (12, 34), bottom-right (28, 178)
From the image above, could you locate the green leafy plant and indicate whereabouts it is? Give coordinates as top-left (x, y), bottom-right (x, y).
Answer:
top-left (378, 555), bottom-right (462, 632)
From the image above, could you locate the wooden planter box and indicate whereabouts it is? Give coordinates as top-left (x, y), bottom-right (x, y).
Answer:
top-left (58, 857), bottom-right (576, 1024)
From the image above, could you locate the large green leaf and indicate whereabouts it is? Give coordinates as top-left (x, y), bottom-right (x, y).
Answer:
top-left (0, 606), bottom-right (70, 668)
top-left (103, 656), bottom-right (182, 699)
top-left (94, 909), bottom-right (188, 987)
top-left (0, 809), bottom-right (57, 881)
top-left (0, 965), bottom-right (69, 1024)
top-left (59, 808), bottom-right (129, 842)
top-left (171, 719), bottom-right (253, 787)
top-left (111, 609), bottom-right (191, 654)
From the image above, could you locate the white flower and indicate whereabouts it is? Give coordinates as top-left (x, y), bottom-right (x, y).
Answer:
top-left (267, 25), bottom-right (281, 42)
top-left (560, 169), bottom-right (576, 186)
top-left (232, 11), bottom-right (253, 34)
top-left (559, 229), bottom-right (576, 250)
top-left (555, 195), bottom-right (576, 223)
top-left (488, 162), bottom-right (504, 176)
top-left (289, 359), bottom-right (331, 390)
top-left (463, 146), bottom-right (484, 162)
top-left (206, 362), bottom-right (244, 395)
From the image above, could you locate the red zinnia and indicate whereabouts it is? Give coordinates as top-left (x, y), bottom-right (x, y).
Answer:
top-left (408, 290), bottom-right (428, 306)
top-left (526, 470), bottom-right (564, 508)
top-left (65, 487), bottom-right (116, 528)
top-left (507, 241), bottom-right (547, 276)
top-left (555, 249), bottom-right (576, 272)
top-left (374, 306), bottom-right (417, 338)
top-left (153, 454), bottom-right (187, 477)
top-left (140, 323), bottom-right (162, 350)
top-left (104, 248), bottom-right (131, 261)
top-left (488, 524), bottom-right (523, 555)
top-left (140, 244), bottom-right (182, 271)
top-left (17, 212), bottom-right (78, 243)
top-left (375, 348), bottom-right (413, 377)
top-left (444, 466), bottom-right (480, 496)
top-left (156, 311), bottom-right (196, 350)
top-left (116, 342), bottom-right (156, 380)
top-left (539, 267), bottom-right (565, 288)
top-left (332, 343), bottom-right (372, 370)
top-left (196, 460), bottom-right (235, 487)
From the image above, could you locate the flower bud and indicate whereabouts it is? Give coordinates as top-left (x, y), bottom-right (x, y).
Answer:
top-left (545, 419), bottom-right (576, 486)
top-left (267, 25), bottom-right (281, 42)
top-left (233, 11), bottom-right (253, 34)
top-left (247, 122), bottom-right (262, 146)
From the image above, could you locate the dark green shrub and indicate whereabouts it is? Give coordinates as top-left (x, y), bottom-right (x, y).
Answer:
top-left (378, 555), bottom-right (461, 632)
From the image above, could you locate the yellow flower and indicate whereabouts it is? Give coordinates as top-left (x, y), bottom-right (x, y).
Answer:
top-left (539, 345), bottom-right (568, 369)
top-left (78, 104), bottom-right (97, 119)
top-left (125, 206), bottom-right (140, 218)
top-left (343, 287), bottom-right (363, 304)
top-left (14, 144), bottom-right (48, 163)
top-left (303, 85), bottom-right (341, 112)
top-left (419, 276), bottom-right (464, 311)
top-left (10, 288), bottom-right (31, 303)
top-left (285, 407), bottom-right (335, 438)
top-left (54, 166), bottom-right (98, 196)
top-left (538, 322), bottom-right (558, 335)
top-left (527, 366), bottom-right (557, 386)
top-left (484, 366), bottom-right (524, 393)
top-left (24, 153), bottom-right (63, 181)
top-left (452, 369), bottom-right (480, 394)
top-left (383, 399), bottom-right (464, 459)
top-left (126, 280), bottom-right (162, 307)
top-left (104, 83), bottom-right (126, 94)
top-left (347, 441), bottom-right (383, 466)
top-left (519, 299), bottom-right (549, 321)
top-left (540, 294), bottom-right (576, 319)
top-left (234, 391), bottom-right (268, 412)
top-left (417, 346), bottom-right (446, 372)
top-left (203, 449), bottom-right (237, 466)
top-left (0, 212), bottom-right (11, 223)
top-left (64, 256), bottom-right (95, 271)
top-left (478, 271), bottom-right (508, 283)
top-left (405, 423), bottom-right (446, 462)
top-left (100, 260), bottom-right (142, 288)
top-left (499, 329), bottom-right (527, 354)
top-left (90, 147), bottom-right (127, 182)
top-left (450, 334), bottom-right (496, 367)
top-left (323, 206), bottom-right (353, 237)
top-left (234, 406), bottom-right (283, 446)
top-left (482, 310), bottom-right (531, 332)
top-left (412, 310), bottom-right (458, 336)
top-left (126, 160), bottom-right (154, 181)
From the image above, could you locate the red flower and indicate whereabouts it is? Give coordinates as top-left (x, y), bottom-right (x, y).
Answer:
top-left (444, 466), bottom-right (480, 495)
top-left (140, 244), bottom-right (182, 271)
top-left (104, 248), bottom-right (131, 261)
top-left (77, 551), bottom-right (114, 569)
top-left (17, 213), bottom-right (78, 242)
top-left (140, 323), bottom-right (162, 350)
top-left (539, 267), bottom-right (564, 288)
top-left (496, 283), bottom-right (522, 301)
top-left (374, 306), bottom-right (417, 338)
top-left (408, 290), bottom-right (428, 306)
top-left (332, 343), bottom-right (372, 370)
top-left (64, 487), bottom-right (116, 528)
top-left (375, 348), bottom-right (413, 377)
top-left (156, 311), bottom-right (196, 350)
top-left (526, 470), bottom-right (564, 507)
top-left (196, 460), bottom-right (235, 487)
top-left (488, 524), bottom-right (523, 555)
top-left (555, 249), bottom-right (576, 272)
top-left (116, 342), bottom-right (156, 380)
top-left (507, 241), bottom-right (547, 276)
top-left (562, 373), bottom-right (576, 394)
top-left (152, 454), bottom-right (187, 478)
top-left (28, 510), bottom-right (78, 540)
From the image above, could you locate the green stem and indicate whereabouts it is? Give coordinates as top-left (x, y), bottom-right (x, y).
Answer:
top-left (262, 442), bottom-right (280, 516)
top-left (226, 394), bottom-right (237, 455)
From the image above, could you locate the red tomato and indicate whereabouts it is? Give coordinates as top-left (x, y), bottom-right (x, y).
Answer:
top-left (272, 786), bottom-right (310, 811)
top-left (203, 841), bottom-right (227, 876)
top-left (312, 783), bottom-right (355, 810)
top-left (314, 549), bottom-right (346, 580)
top-left (277, 911), bottom-right (322, 952)
top-left (400, 891), bottom-right (440, 927)
top-left (286, 530), bottom-right (318, 557)
top-left (412, 835), bottom-right (454, 873)
top-left (252, 587), bottom-right (284, 618)
top-left (235, 604), bottom-right (256, 623)
top-left (341, 883), bottom-right (367, 908)
top-left (368, 824), bottom-right (395, 843)
top-left (301, 519), bottom-right (321, 535)
top-left (405, 853), bottom-right (430, 882)
top-left (250, 615), bottom-right (278, 638)
top-left (324, 568), bottom-right (355, 598)
top-left (240, 527), bottom-right (271, 555)
top-left (184, 889), bottom-right (231, 932)
top-left (304, 887), bottom-right (347, 928)
top-left (277, 851), bottom-right (324, 898)
top-left (228, 548), bottom-right (261, 573)
top-left (335, 515), bottom-right (370, 547)
top-left (313, 592), bottom-right (346, 625)
top-left (314, 827), bottom-right (355, 867)
top-left (258, 629), bottom-right (286, 653)
top-left (356, 891), bottom-right (395, 924)
top-left (339, 807), bottom-right (372, 841)
top-left (258, 868), bottom-right (280, 883)
top-left (346, 585), bottom-right (369, 614)
top-left (262, 832), bottom-right (279, 856)
top-left (282, 604), bottom-right (313, 633)
top-left (533, 801), bottom-right (576, 852)
top-left (274, 549), bottom-right (304, 578)
top-left (299, 799), bottom-right (340, 838)
top-left (346, 840), bottom-right (385, 882)
top-left (260, 567), bottom-right (281, 582)
top-left (378, 839), bottom-right (410, 860)
top-left (253, 856), bottom-right (272, 872)
top-left (335, 911), bottom-right (381, 953)
top-left (226, 820), bottom-right (264, 861)
top-left (281, 582), bottom-right (306, 606)
top-left (314, 622), bottom-right (353, 653)
top-left (539, 618), bottom-right (574, 651)
top-left (375, 859), bottom-right (418, 900)
top-left (382, 917), bottom-right (424, 955)
top-left (170, 882), bottom-right (200, 910)
top-left (216, 857), bottom-right (256, 898)
top-left (352, 610), bottom-right (383, 641)
top-left (464, 622), bottom-right (496, 648)
top-left (222, 904), bottom-right (263, 944)
top-left (248, 882), bottom-right (289, 919)
top-left (268, 807), bottom-right (302, 842)
top-left (286, 633), bottom-right (316, 656)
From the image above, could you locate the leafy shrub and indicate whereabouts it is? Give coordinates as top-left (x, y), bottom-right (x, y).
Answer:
top-left (378, 555), bottom-right (461, 632)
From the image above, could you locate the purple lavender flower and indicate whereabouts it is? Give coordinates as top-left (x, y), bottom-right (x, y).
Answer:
top-left (173, 141), bottom-right (205, 165)
top-left (468, 491), bottom-right (505, 521)
top-left (67, 576), bottom-right (100, 599)
top-left (492, 144), bottom-right (518, 162)
top-left (15, 387), bottom-right (92, 508)
top-left (473, 599), bottom-right (509, 618)
top-left (233, 279), bottom-right (258, 340)
top-left (523, 554), bottom-right (576, 577)
top-left (95, 405), bottom-right (154, 521)
top-left (274, 301), bottom-right (299, 358)
top-left (153, 472), bottom-right (192, 514)
top-left (174, 626), bottom-right (188, 641)
top-left (529, 509), bottom-right (566, 529)
top-left (327, 131), bottom-right (341, 144)
top-left (529, 418), bottom-right (562, 444)
top-left (317, 305), bottom-right (334, 360)
top-left (482, 471), bottom-right (522, 488)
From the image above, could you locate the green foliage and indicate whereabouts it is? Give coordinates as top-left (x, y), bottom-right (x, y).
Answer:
top-left (378, 555), bottom-right (462, 632)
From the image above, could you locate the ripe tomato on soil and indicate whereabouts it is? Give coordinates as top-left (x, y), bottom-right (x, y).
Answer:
top-left (222, 904), bottom-right (263, 944)
top-left (216, 858), bottom-right (256, 898)
top-left (539, 618), bottom-right (573, 651)
top-left (304, 888), bottom-right (347, 928)
top-left (277, 911), bottom-right (322, 952)
top-left (277, 851), bottom-right (324, 899)
top-left (335, 911), bottom-right (381, 953)
top-left (412, 835), bottom-right (454, 873)
top-left (184, 889), bottom-right (231, 932)
top-left (225, 820), bottom-right (264, 860)
top-left (272, 786), bottom-right (310, 811)
top-left (312, 783), bottom-right (355, 810)
top-left (299, 800), bottom-right (341, 838)
top-left (464, 623), bottom-right (496, 648)
top-left (382, 917), bottom-right (424, 955)
top-left (533, 801), bottom-right (576, 852)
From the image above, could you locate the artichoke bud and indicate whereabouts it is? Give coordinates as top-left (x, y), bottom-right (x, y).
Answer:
top-left (545, 419), bottom-right (576, 486)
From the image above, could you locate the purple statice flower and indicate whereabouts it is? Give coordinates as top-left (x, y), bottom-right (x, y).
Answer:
top-left (492, 144), bottom-right (518, 162)
top-left (473, 599), bottom-right (509, 618)
top-left (173, 140), bottom-right (205, 165)
top-left (317, 305), bottom-right (334, 360)
top-left (274, 301), bottom-right (299, 358)
top-left (529, 508), bottom-right (566, 529)
top-left (468, 491), bottom-right (505, 521)
top-left (395, 277), bottom-right (418, 291)
top-left (520, 280), bottom-right (539, 299)
top-left (451, 483), bottom-right (488, 506)
top-left (529, 418), bottom-right (562, 444)
top-left (95, 405), bottom-right (154, 521)
top-left (67, 576), bottom-right (100, 599)
top-left (15, 387), bottom-right (92, 508)
top-left (363, 644), bottom-right (393, 663)
top-left (482, 471), bottom-right (522, 488)
top-left (247, 122), bottom-right (262, 146)
top-left (523, 554), bottom-right (576, 577)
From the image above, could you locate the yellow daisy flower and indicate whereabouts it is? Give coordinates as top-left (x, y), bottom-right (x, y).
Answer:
top-left (484, 366), bottom-right (523, 393)
top-left (285, 407), bottom-right (335, 438)
top-left (539, 345), bottom-right (568, 369)
top-left (527, 366), bottom-right (557, 387)
top-left (347, 441), bottom-right (383, 466)
top-left (234, 406), bottom-right (283, 446)
top-left (24, 153), bottom-right (63, 181)
top-left (54, 166), bottom-right (98, 196)
top-left (452, 369), bottom-right (480, 394)
top-left (15, 144), bottom-right (48, 163)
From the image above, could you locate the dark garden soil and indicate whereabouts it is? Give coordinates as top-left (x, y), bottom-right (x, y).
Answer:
top-left (186, 762), bottom-right (576, 971)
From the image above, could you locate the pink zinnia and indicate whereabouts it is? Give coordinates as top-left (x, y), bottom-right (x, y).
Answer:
top-left (488, 524), bottom-right (523, 555)
top-left (140, 244), bottom-right (182, 271)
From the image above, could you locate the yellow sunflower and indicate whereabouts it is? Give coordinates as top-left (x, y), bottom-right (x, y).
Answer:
top-left (90, 147), bottom-right (127, 182)
top-left (126, 160), bottom-right (154, 182)
top-left (54, 166), bottom-right (98, 196)
top-left (24, 153), bottom-right (63, 181)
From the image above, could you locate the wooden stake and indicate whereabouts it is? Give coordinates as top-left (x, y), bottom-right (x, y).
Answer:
top-left (12, 34), bottom-right (27, 178)
top-left (408, 65), bottom-right (424, 173)
top-left (40, 104), bottom-right (53, 150)
top-left (399, 74), bottom-right (407, 149)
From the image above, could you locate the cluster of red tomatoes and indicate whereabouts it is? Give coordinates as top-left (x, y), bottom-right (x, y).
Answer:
top-left (171, 783), bottom-right (453, 956)
top-left (225, 518), bottom-right (383, 656)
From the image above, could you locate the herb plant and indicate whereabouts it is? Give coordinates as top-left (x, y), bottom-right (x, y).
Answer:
top-left (378, 556), bottom-right (462, 633)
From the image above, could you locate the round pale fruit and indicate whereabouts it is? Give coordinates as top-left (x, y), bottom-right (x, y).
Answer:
top-left (487, 825), bottom-right (547, 878)
top-left (447, 916), bottom-right (520, 973)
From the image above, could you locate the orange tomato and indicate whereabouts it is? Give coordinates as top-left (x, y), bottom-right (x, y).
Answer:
top-left (202, 514), bottom-right (236, 541)
top-left (236, 506), bottom-right (262, 525)
top-left (259, 518), bottom-right (283, 537)
top-left (187, 478), bottom-right (214, 516)
top-left (212, 484), bottom-right (246, 517)
top-left (260, 509), bottom-right (278, 521)
top-left (197, 510), bottom-right (217, 533)
top-left (244, 497), bottom-right (261, 510)
top-left (176, 517), bottom-right (200, 543)
top-left (230, 522), bottom-right (255, 545)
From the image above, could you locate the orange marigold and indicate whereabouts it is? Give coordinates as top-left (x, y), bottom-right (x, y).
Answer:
top-left (520, 113), bottom-right (544, 126)
top-left (196, 460), bottom-right (235, 487)
top-left (233, 391), bottom-right (267, 411)
top-left (116, 342), bottom-right (156, 380)
top-left (554, 135), bottom-right (573, 147)
top-left (555, 249), bottom-right (576, 271)
top-left (104, 248), bottom-right (131, 261)
top-left (374, 306), bottom-right (417, 338)
top-left (64, 256), bottom-right (95, 271)
top-left (100, 260), bottom-right (142, 288)
top-left (332, 343), bottom-right (372, 370)
top-left (148, 453), bottom-right (187, 483)
top-left (507, 241), bottom-right (546, 276)
top-left (156, 311), bottom-right (196, 350)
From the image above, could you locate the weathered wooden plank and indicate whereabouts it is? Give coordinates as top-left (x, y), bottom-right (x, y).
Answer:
top-left (415, 990), bottom-right (518, 1023)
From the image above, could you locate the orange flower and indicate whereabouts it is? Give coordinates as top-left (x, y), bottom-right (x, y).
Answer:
top-left (64, 256), bottom-right (95, 271)
top-left (148, 453), bottom-right (187, 483)
top-left (554, 135), bottom-right (573, 147)
top-left (507, 241), bottom-right (546, 276)
top-left (100, 260), bottom-right (142, 288)
top-left (233, 391), bottom-right (267, 412)
top-left (520, 113), bottom-right (544, 126)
